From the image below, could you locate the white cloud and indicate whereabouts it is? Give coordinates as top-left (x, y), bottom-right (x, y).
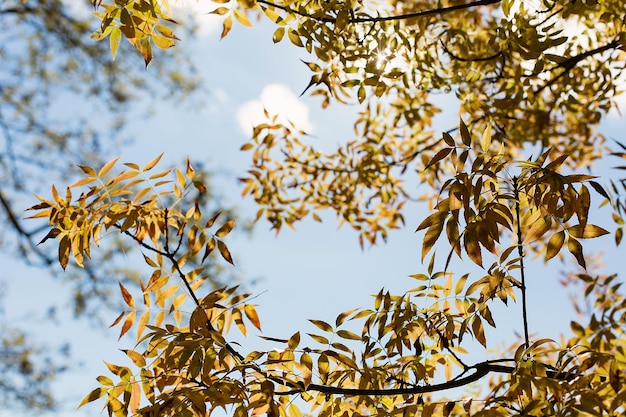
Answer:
top-left (236, 84), bottom-right (313, 137)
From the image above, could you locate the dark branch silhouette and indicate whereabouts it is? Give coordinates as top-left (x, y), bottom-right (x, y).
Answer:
top-left (256, 0), bottom-right (502, 24)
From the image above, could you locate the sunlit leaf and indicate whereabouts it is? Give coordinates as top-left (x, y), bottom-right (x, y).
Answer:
top-left (244, 304), bottom-right (262, 330)
top-left (545, 230), bottom-right (565, 261)
top-left (78, 387), bottom-right (106, 408)
top-left (215, 220), bottom-right (235, 237)
top-left (567, 224), bottom-right (609, 239)
top-left (118, 281), bottom-right (134, 308)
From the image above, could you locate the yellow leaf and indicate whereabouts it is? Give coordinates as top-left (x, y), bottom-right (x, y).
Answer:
top-left (175, 168), bottom-right (186, 188)
top-left (288, 28), bottom-right (303, 47)
top-left (522, 215), bottom-right (552, 244)
top-left (215, 220), bottom-right (235, 237)
top-left (152, 34), bottom-right (175, 49)
top-left (78, 165), bottom-right (97, 176)
top-left (155, 24), bottom-right (179, 40)
top-left (119, 311), bottom-right (135, 340)
top-left (244, 304), bottom-right (261, 330)
top-left (78, 387), bottom-right (106, 408)
top-left (480, 124), bottom-right (492, 152)
top-left (110, 26), bottom-right (121, 59)
top-left (137, 37), bottom-right (153, 67)
top-left (309, 319), bottom-right (333, 332)
top-left (69, 176), bottom-right (97, 188)
top-left (233, 9), bottom-right (253, 27)
top-left (273, 26), bottom-right (285, 43)
top-left (137, 311), bottom-right (150, 340)
top-left (122, 349), bottom-right (146, 367)
top-left (336, 329), bottom-right (362, 340)
top-left (142, 153), bottom-right (164, 172)
top-left (299, 352), bottom-right (313, 385)
top-left (545, 230), bottom-right (565, 261)
top-left (567, 224), bottom-right (609, 239)
top-left (186, 158), bottom-right (195, 178)
top-left (221, 15), bottom-right (233, 39)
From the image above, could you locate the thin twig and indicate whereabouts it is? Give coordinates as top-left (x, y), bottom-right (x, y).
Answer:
top-left (256, 0), bottom-right (502, 24)
top-left (513, 176), bottom-right (530, 349)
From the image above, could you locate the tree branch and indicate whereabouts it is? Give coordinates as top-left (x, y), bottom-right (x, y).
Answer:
top-left (513, 176), bottom-right (530, 349)
top-left (256, 0), bottom-right (502, 24)
top-left (535, 38), bottom-right (622, 95)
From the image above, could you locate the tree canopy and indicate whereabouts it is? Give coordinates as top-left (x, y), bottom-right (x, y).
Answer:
top-left (0, 0), bottom-right (212, 411)
top-left (30, 0), bottom-right (626, 416)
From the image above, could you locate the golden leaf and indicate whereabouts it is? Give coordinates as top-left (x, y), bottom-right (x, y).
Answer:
top-left (215, 220), bottom-right (235, 237)
top-left (522, 215), bottom-right (552, 244)
top-left (78, 387), bottom-right (106, 408)
top-left (545, 230), bottom-right (565, 261)
top-left (244, 304), bottom-right (262, 330)
top-left (142, 153), bottom-right (164, 172)
top-left (122, 349), bottom-right (146, 367)
top-left (221, 15), bottom-right (233, 39)
top-left (567, 224), bottom-right (609, 239)
top-left (217, 240), bottom-right (234, 265)
top-left (234, 9), bottom-right (253, 27)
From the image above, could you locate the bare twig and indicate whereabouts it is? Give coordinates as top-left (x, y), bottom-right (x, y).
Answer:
top-left (512, 176), bottom-right (530, 349)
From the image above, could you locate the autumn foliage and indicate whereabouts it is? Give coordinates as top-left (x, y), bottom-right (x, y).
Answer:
top-left (28, 0), bottom-right (626, 416)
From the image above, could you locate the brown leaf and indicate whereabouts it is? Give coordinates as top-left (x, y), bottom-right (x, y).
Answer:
top-left (459, 119), bottom-right (471, 146)
top-left (118, 281), bottom-right (135, 308)
top-left (217, 240), bottom-right (234, 265)
top-left (567, 237), bottom-right (586, 269)
top-left (109, 311), bottom-right (125, 328)
top-left (545, 230), bottom-right (565, 261)
top-left (464, 233), bottom-right (483, 267)
top-left (38, 228), bottom-right (61, 245)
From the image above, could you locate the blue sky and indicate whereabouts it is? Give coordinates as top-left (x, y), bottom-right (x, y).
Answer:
top-left (3, 1), bottom-right (626, 415)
